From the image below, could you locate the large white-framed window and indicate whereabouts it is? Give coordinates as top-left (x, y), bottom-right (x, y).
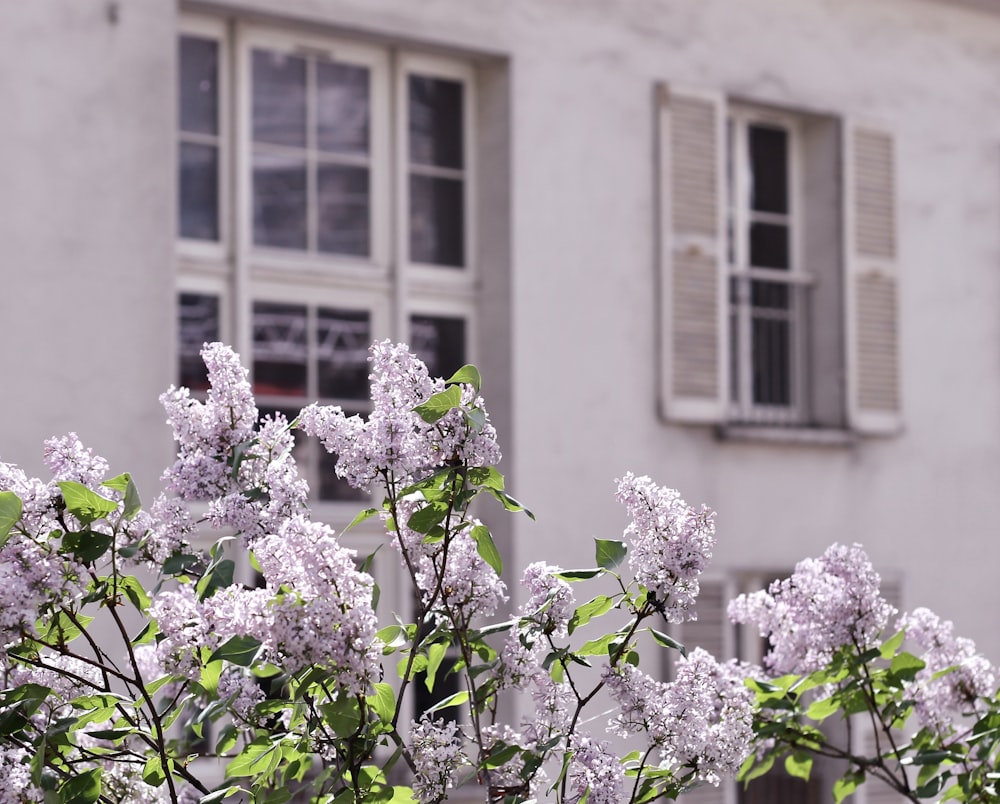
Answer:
top-left (176, 14), bottom-right (479, 519)
top-left (726, 107), bottom-right (811, 426)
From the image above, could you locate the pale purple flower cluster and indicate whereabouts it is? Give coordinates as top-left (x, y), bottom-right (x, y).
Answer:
top-left (0, 746), bottom-right (43, 804)
top-left (519, 562), bottom-right (575, 637)
top-left (728, 543), bottom-right (895, 675)
top-left (299, 340), bottom-right (500, 491)
top-left (615, 473), bottom-right (716, 623)
top-left (603, 649), bottom-right (755, 785)
top-left (148, 585), bottom-right (210, 680)
top-left (218, 666), bottom-right (266, 722)
top-left (42, 432), bottom-right (109, 489)
top-left (897, 607), bottom-right (996, 735)
top-left (409, 717), bottom-right (468, 803)
top-left (568, 734), bottom-right (624, 804)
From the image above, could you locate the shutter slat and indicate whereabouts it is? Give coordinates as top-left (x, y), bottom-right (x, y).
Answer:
top-left (659, 85), bottom-right (726, 422)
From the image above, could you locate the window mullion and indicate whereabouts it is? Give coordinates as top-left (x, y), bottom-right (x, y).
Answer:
top-left (307, 55), bottom-right (318, 255)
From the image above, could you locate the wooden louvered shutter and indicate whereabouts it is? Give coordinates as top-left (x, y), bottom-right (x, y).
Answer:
top-left (845, 124), bottom-right (902, 434)
top-left (657, 84), bottom-right (727, 423)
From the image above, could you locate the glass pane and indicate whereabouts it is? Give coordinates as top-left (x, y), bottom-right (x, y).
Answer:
top-left (179, 36), bottom-right (218, 136)
top-left (319, 438), bottom-right (370, 502)
top-left (317, 62), bottom-right (369, 156)
top-left (316, 308), bottom-right (371, 399)
top-left (253, 302), bottom-right (308, 396)
top-left (749, 222), bottom-right (789, 270)
top-left (750, 280), bottom-right (790, 310)
top-left (252, 48), bottom-right (307, 148)
top-left (253, 153), bottom-right (307, 249)
top-left (408, 75), bottom-right (464, 170)
top-left (752, 316), bottom-right (791, 406)
top-left (178, 293), bottom-right (219, 391)
top-left (409, 315), bottom-right (466, 379)
top-left (318, 164), bottom-right (370, 256)
top-left (410, 175), bottom-right (464, 267)
top-left (749, 124), bottom-right (788, 215)
top-left (179, 142), bottom-right (219, 241)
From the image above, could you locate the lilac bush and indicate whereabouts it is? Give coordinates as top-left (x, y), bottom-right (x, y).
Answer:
top-left (0, 340), bottom-right (998, 803)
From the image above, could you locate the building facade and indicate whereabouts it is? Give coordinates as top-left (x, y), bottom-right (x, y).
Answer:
top-left (4, 0), bottom-right (1000, 800)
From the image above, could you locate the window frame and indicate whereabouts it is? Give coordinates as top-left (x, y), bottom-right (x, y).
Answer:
top-left (726, 104), bottom-right (811, 426)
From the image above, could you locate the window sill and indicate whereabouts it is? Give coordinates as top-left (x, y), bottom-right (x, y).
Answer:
top-left (715, 424), bottom-right (857, 447)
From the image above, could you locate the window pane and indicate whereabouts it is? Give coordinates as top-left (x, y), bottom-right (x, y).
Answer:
top-left (252, 48), bottom-right (306, 148)
top-left (410, 175), bottom-right (464, 267)
top-left (752, 316), bottom-right (791, 406)
top-left (410, 315), bottom-right (466, 379)
top-left (408, 75), bottom-right (464, 170)
top-left (749, 222), bottom-right (789, 269)
top-left (749, 124), bottom-right (788, 214)
top-left (318, 164), bottom-right (370, 256)
top-left (317, 308), bottom-right (371, 399)
top-left (750, 280), bottom-right (790, 310)
top-left (253, 153), bottom-right (307, 249)
top-left (319, 437), bottom-right (369, 502)
top-left (178, 293), bottom-right (219, 391)
top-left (253, 302), bottom-right (308, 396)
top-left (317, 62), bottom-right (369, 156)
top-left (179, 36), bottom-right (218, 136)
top-left (179, 142), bottom-right (219, 241)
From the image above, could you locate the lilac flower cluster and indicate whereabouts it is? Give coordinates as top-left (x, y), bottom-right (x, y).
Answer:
top-left (299, 340), bottom-right (500, 491)
top-left (603, 649), bottom-right (755, 785)
top-left (728, 543), bottom-right (895, 675)
top-left (897, 607), bottom-right (996, 735)
top-left (409, 717), bottom-right (469, 803)
top-left (519, 562), bottom-right (575, 638)
top-left (0, 746), bottom-right (42, 804)
top-left (568, 734), bottom-right (624, 804)
top-left (615, 473), bottom-right (716, 623)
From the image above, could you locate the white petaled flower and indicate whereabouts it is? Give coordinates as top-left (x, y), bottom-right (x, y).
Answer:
top-left (42, 432), bottom-right (109, 489)
top-left (409, 718), bottom-right (469, 803)
top-left (897, 607), bottom-right (996, 736)
top-left (727, 542), bottom-right (895, 675)
top-left (519, 562), bottom-right (575, 637)
top-left (568, 734), bottom-right (624, 804)
top-left (616, 473), bottom-right (716, 623)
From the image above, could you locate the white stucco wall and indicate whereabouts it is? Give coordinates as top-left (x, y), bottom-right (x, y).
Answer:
top-left (4, 0), bottom-right (1000, 666)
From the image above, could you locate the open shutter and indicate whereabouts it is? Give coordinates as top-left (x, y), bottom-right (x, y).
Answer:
top-left (845, 124), bottom-right (901, 434)
top-left (658, 84), bottom-right (727, 423)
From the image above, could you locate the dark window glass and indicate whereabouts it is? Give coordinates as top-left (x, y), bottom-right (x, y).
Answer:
top-left (253, 154), bottom-right (308, 249)
top-left (178, 293), bottom-right (219, 391)
top-left (179, 142), bottom-right (219, 241)
top-left (317, 309), bottom-right (371, 399)
top-left (749, 124), bottom-right (788, 215)
top-left (752, 316), bottom-right (791, 406)
top-left (408, 76), bottom-right (463, 170)
top-left (750, 280), bottom-right (790, 310)
top-left (410, 315), bottom-right (466, 379)
top-left (318, 165), bottom-right (370, 256)
top-left (317, 62), bottom-right (370, 156)
top-left (253, 302), bottom-right (308, 396)
top-left (252, 49), bottom-right (307, 148)
top-left (179, 36), bottom-right (218, 136)
top-left (749, 222), bottom-right (789, 270)
top-left (410, 175), bottom-right (464, 267)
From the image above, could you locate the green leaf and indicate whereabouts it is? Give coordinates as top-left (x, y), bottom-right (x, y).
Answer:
top-left (424, 642), bottom-right (448, 692)
top-left (595, 539), bottom-right (627, 570)
top-left (568, 595), bottom-right (614, 634)
top-left (162, 553), bottom-right (201, 575)
top-left (343, 507), bottom-right (379, 535)
top-left (209, 635), bottom-right (263, 667)
top-left (833, 771), bottom-right (864, 804)
top-left (142, 755), bottom-right (166, 787)
top-left (785, 753), bottom-right (813, 782)
top-left (370, 683), bottom-right (395, 724)
top-left (120, 575), bottom-right (150, 611)
top-left (468, 466), bottom-right (505, 491)
top-left (487, 487), bottom-right (535, 519)
top-left (199, 789), bottom-right (244, 804)
top-left (406, 503), bottom-right (450, 535)
top-left (576, 634), bottom-right (616, 657)
top-left (425, 690), bottom-right (468, 714)
top-left (61, 530), bottom-right (113, 564)
top-left (198, 558), bottom-right (235, 600)
top-left (805, 695), bottom-right (840, 721)
top-left (413, 386), bottom-right (462, 423)
top-left (880, 629), bottom-right (906, 659)
top-left (0, 491), bottom-right (22, 546)
top-left (57, 481), bottom-right (118, 525)
top-left (215, 724), bottom-right (238, 755)
top-left (649, 628), bottom-right (686, 655)
top-left (739, 753), bottom-right (775, 785)
top-left (445, 364), bottom-right (482, 392)
top-left (60, 767), bottom-right (103, 804)
top-left (103, 473), bottom-right (142, 520)
top-left (471, 524), bottom-right (502, 575)
top-left (226, 738), bottom-right (278, 778)
top-left (322, 696), bottom-right (362, 739)
top-left (889, 651), bottom-right (926, 682)
top-left (555, 569), bottom-right (603, 581)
